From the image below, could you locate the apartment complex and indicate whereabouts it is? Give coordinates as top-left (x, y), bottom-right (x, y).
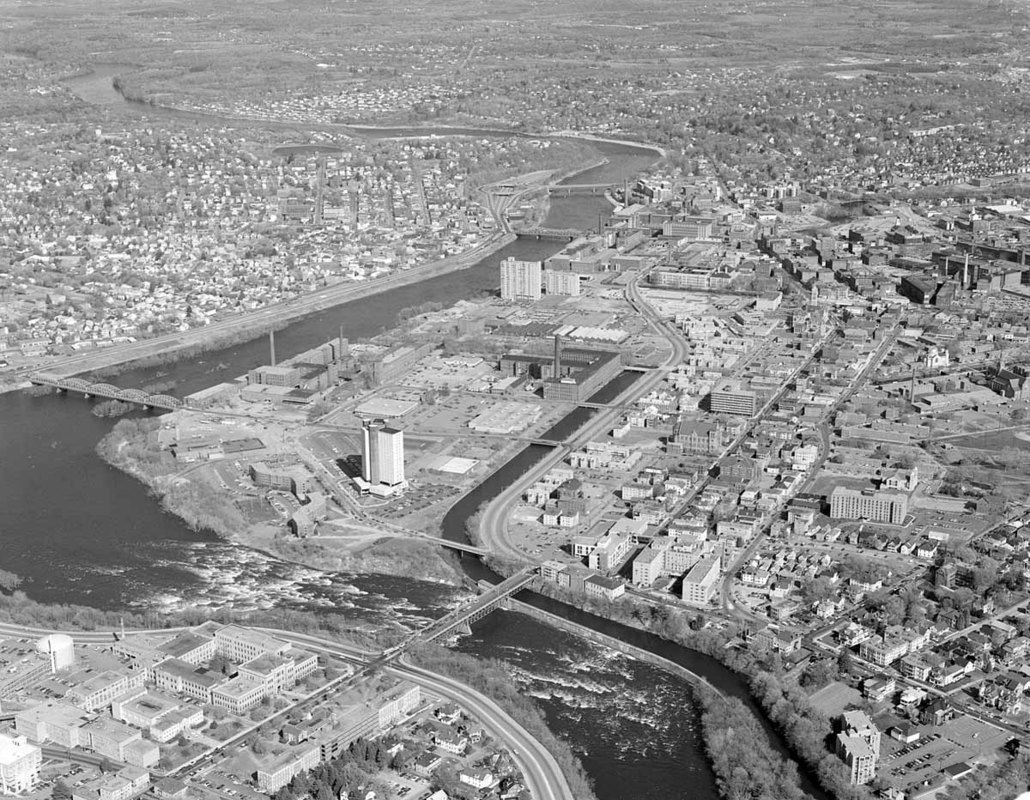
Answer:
top-left (835, 710), bottom-right (880, 785)
top-left (500, 258), bottom-right (542, 301)
top-left (543, 269), bottom-right (581, 296)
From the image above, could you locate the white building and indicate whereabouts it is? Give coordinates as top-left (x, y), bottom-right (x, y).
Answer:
top-left (362, 419), bottom-right (405, 487)
top-left (500, 258), bottom-right (542, 301)
top-left (681, 555), bottom-right (721, 606)
top-left (543, 269), bottom-right (580, 296)
top-left (0, 734), bottom-right (41, 794)
top-left (36, 634), bottom-right (75, 672)
top-left (213, 625), bottom-right (290, 664)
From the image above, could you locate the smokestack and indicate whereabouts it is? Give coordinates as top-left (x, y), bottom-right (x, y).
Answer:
top-left (554, 335), bottom-right (563, 378)
top-left (269, 329), bottom-right (276, 366)
top-left (910, 361), bottom-right (916, 405)
top-left (963, 253), bottom-right (969, 290)
top-left (339, 325), bottom-right (346, 361)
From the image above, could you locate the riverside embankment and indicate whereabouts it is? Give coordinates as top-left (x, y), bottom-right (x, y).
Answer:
top-left (508, 596), bottom-right (726, 698)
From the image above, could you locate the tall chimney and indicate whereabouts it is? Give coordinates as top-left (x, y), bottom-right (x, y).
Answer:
top-left (339, 325), bottom-right (346, 361)
top-left (963, 253), bottom-right (969, 290)
top-left (554, 335), bottom-right (563, 378)
top-left (269, 329), bottom-right (276, 366)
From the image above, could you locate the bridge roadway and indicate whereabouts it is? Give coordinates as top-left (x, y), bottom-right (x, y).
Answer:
top-left (514, 227), bottom-right (583, 241)
top-left (412, 567), bottom-right (537, 645)
top-left (378, 522), bottom-right (489, 557)
top-left (29, 373), bottom-right (183, 410)
top-left (545, 183), bottom-right (612, 194)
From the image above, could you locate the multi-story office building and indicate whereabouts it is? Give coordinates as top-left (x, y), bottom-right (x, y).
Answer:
top-left (681, 555), bottom-right (721, 606)
top-left (257, 746), bottom-right (321, 793)
top-left (829, 487), bottom-right (908, 525)
top-left (213, 625), bottom-right (291, 664)
top-left (362, 419), bottom-right (405, 487)
top-left (66, 671), bottom-right (144, 713)
top-left (500, 258), bottom-right (542, 301)
top-left (709, 380), bottom-right (757, 417)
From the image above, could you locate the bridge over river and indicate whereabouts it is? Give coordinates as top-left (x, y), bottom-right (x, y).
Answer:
top-left (514, 227), bottom-right (584, 241)
top-left (30, 373), bottom-right (183, 410)
top-left (415, 568), bottom-right (537, 644)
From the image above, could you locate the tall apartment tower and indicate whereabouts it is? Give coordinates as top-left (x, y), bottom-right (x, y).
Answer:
top-left (500, 257), bottom-right (542, 302)
top-left (362, 419), bottom-right (405, 487)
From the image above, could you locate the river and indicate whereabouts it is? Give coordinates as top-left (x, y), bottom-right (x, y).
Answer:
top-left (2, 67), bottom-right (816, 800)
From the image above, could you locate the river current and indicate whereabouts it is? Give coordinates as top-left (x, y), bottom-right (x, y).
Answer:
top-left (0, 68), bottom-right (773, 800)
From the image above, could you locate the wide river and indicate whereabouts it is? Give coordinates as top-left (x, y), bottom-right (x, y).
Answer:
top-left (0, 68), bottom-right (821, 800)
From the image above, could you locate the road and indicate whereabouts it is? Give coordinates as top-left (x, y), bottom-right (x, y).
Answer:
top-left (719, 320), bottom-right (900, 619)
top-left (0, 621), bottom-right (574, 800)
top-left (15, 231), bottom-right (515, 381)
top-left (476, 272), bottom-right (688, 563)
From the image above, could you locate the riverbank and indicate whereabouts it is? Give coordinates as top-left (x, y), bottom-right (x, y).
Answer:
top-left (508, 596), bottom-right (724, 697)
top-left (33, 231), bottom-right (517, 380)
top-left (505, 573), bottom-right (860, 800)
top-left (695, 684), bottom-right (808, 800)
top-left (94, 418), bottom-right (465, 587)
top-left (408, 644), bottom-right (597, 800)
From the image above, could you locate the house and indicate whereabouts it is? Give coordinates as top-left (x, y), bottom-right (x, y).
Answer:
top-left (862, 674), bottom-right (896, 703)
top-left (887, 723), bottom-right (920, 744)
top-left (921, 697), bottom-right (956, 726)
top-left (899, 655), bottom-right (932, 682)
top-left (916, 540), bottom-right (940, 559)
top-left (584, 575), bottom-right (626, 602)
top-left (413, 752), bottom-right (443, 778)
top-left (433, 727), bottom-right (468, 755)
top-left (435, 704), bottom-right (462, 726)
top-left (458, 769), bottom-right (495, 790)
top-left (750, 624), bottom-right (802, 654)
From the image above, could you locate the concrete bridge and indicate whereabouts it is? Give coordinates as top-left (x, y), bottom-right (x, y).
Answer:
top-left (418, 568), bottom-right (536, 643)
top-left (29, 373), bottom-right (183, 410)
top-left (515, 227), bottom-right (584, 242)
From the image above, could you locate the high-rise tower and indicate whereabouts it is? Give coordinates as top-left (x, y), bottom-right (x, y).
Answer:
top-left (362, 419), bottom-right (405, 487)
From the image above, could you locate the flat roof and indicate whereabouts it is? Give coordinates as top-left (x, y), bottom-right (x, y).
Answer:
top-left (158, 632), bottom-right (213, 660)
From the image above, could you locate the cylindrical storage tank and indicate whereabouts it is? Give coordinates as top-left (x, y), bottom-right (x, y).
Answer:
top-left (36, 633), bottom-right (75, 672)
